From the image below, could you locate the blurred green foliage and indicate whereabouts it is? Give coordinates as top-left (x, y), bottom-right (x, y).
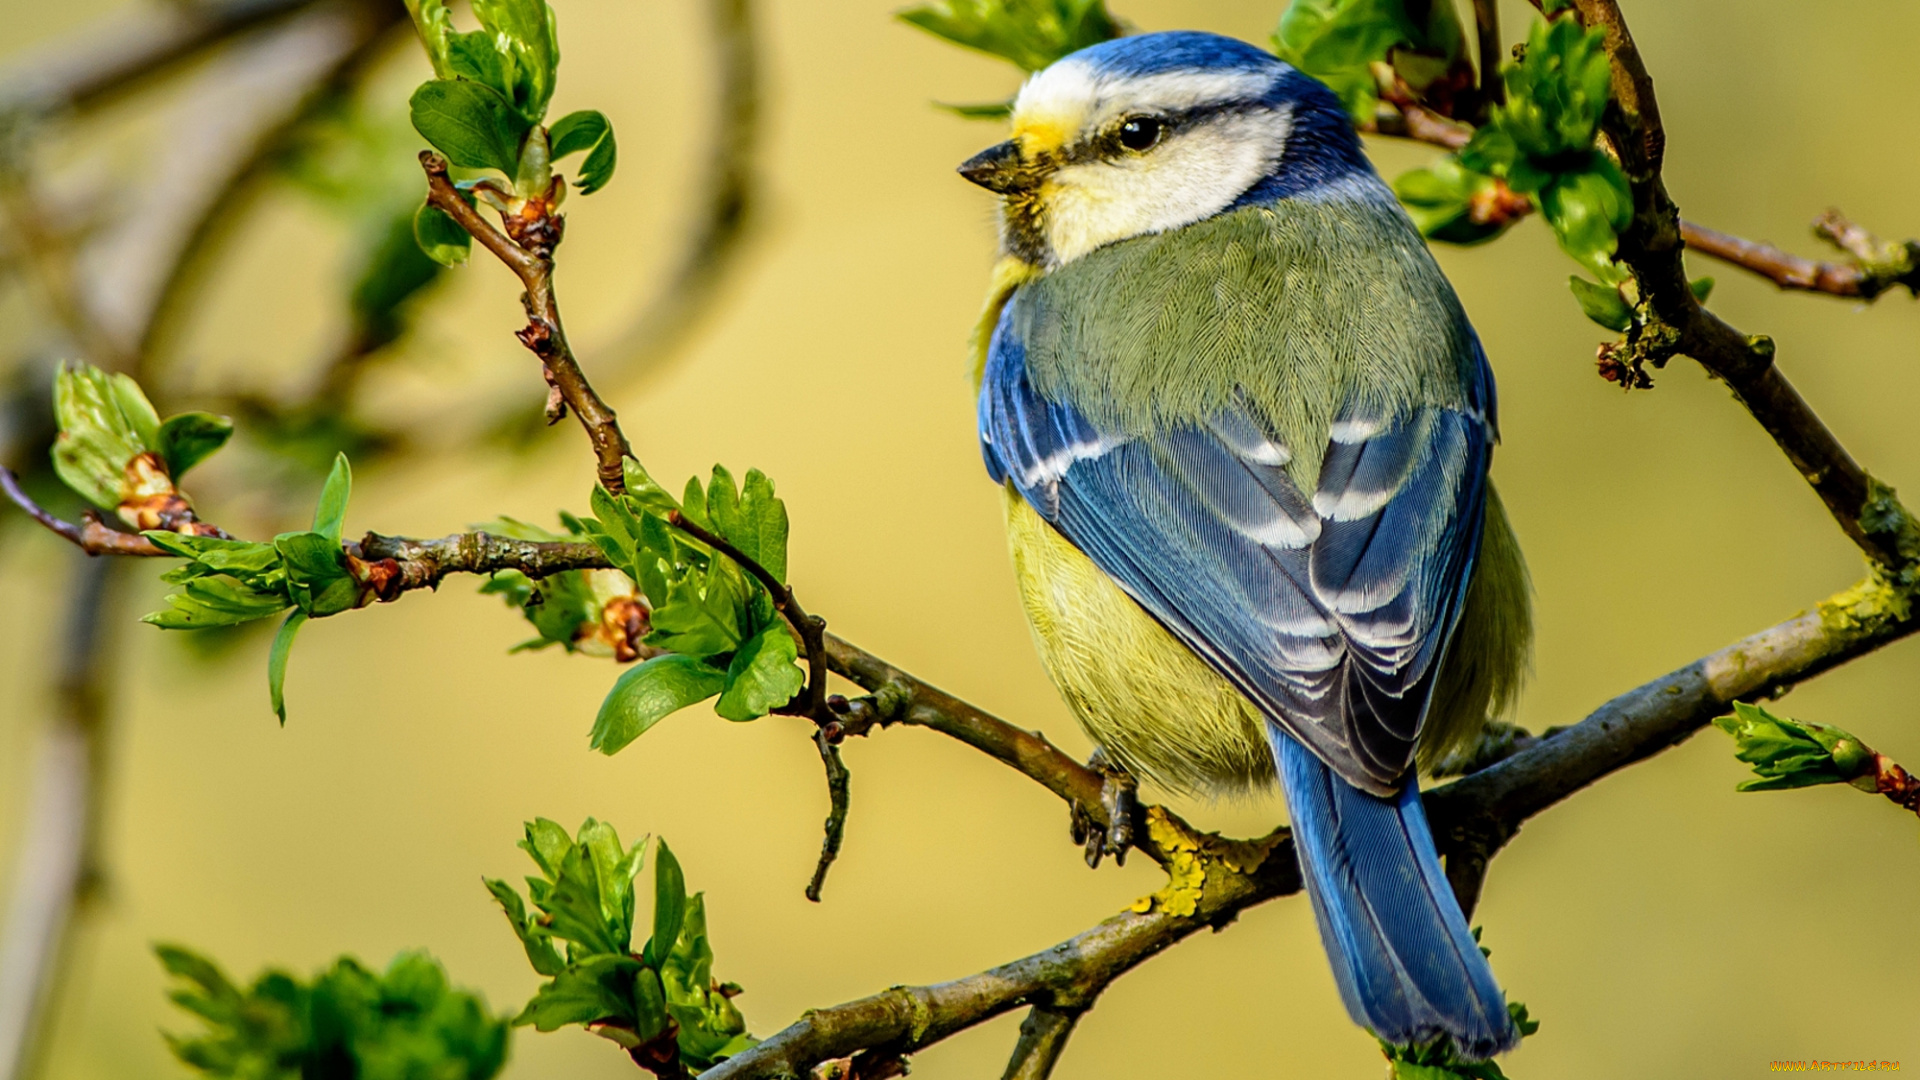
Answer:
top-left (155, 945), bottom-right (509, 1080)
top-left (898, 0), bottom-right (1123, 72)
top-left (1272, 0), bottom-right (1467, 122)
top-left (486, 820), bottom-right (755, 1068)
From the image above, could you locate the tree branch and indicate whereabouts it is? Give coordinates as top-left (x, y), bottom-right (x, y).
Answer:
top-left (1504, 0), bottom-right (1920, 573)
top-left (1371, 52), bottom-right (1920, 308)
top-left (1000, 1006), bottom-right (1080, 1080)
top-left (1681, 215), bottom-right (1920, 300)
top-left (804, 731), bottom-right (851, 903)
top-left (418, 152), bottom-right (632, 493)
top-left (12, 474), bottom-right (1920, 1076)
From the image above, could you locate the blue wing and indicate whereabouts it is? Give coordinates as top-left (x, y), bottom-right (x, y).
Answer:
top-left (981, 308), bottom-right (1492, 795)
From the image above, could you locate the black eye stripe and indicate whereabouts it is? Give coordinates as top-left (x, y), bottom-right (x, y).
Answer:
top-left (1059, 101), bottom-right (1278, 163)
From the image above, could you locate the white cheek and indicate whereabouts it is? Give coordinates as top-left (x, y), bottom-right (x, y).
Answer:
top-left (1042, 111), bottom-right (1291, 265)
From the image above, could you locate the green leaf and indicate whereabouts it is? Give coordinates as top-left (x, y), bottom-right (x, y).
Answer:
top-left (592, 654), bottom-right (728, 755)
top-left (1690, 276), bottom-right (1715, 303)
top-left (1393, 156), bottom-right (1511, 245)
top-left (1273, 0), bottom-right (1422, 122)
top-left (143, 539), bottom-right (295, 629)
top-left (659, 894), bottom-right (754, 1067)
top-left (898, 0), bottom-right (1123, 72)
top-left (714, 623), bottom-right (802, 722)
top-left (403, 0), bottom-right (458, 77)
top-left (276, 531), bottom-right (358, 617)
top-left (710, 467), bottom-right (789, 583)
top-left (548, 110), bottom-right (617, 194)
top-left (1568, 276), bottom-right (1632, 332)
top-left (621, 459), bottom-right (684, 517)
top-left (486, 879), bottom-right (566, 976)
top-left (469, 0), bottom-right (559, 122)
top-left (409, 78), bottom-right (532, 173)
top-left (518, 818), bottom-right (573, 879)
top-left (645, 571), bottom-right (744, 658)
top-left (1712, 701), bottom-right (1879, 792)
top-left (645, 839), bottom-right (687, 969)
top-left (513, 954), bottom-right (641, 1031)
top-left (268, 611), bottom-right (307, 725)
top-left (1539, 155), bottom-right (1632, 279)
top-left (312, 454), bottom-right (352, 542)
top-left (632, 967), bottom-right (671, 1042)
top-left (414, 201), bottom-right (473, 267)
top-left (156, 413), bottom-right (234, 479)
top-left (1508, 1000), bottom-right (1541, 1038)
top-left (49, 361), bottom-right (163, 510)
top-left (543, 841), bottom-right (627, 956)
top-left (447, 30), bottom-right (513, 100)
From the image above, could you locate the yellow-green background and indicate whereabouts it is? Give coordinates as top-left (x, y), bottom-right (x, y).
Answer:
top-left (3, 0), bottom-right (1918, 1076)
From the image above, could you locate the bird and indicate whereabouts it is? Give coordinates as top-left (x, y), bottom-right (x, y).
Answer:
top-left (959, 30), bottom-right (1533, 1059)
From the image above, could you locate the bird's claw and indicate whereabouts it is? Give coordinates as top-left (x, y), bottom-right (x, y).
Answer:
top-left (1071, 747), bottom-right (1138, 868)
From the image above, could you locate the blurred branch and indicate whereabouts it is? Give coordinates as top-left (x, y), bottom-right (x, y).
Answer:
top-left (419, 152), bottom-right (632, 492)
top-left (0, 560), bottom-right (119, 1080)
top-left (131, 0), bottom-right (409, 364)
top-left (0, 0), bottom-right (331, 120)
top-left (1467, 0), bottom-right (1502, 123)
top-left (597, 0), bottom-right (760, 382)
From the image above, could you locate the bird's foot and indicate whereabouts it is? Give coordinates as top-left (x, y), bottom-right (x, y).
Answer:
top-left (1068, 747), bottom-right (1138, 868)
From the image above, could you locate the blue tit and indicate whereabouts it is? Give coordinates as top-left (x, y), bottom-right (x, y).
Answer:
top-left (958, 31), bottom-right (1533, 1059)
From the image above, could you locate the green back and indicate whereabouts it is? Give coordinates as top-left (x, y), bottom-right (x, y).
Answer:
top-left (1008, 197), bottom-right (1477, 491)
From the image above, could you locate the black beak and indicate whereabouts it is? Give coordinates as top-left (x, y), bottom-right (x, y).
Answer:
top-left (957, 140), bottom-right (1029, 194)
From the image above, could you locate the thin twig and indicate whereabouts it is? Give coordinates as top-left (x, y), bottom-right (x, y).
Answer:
top-left (1681, 216), bottom-right (1920, 300)
top-left (1000, 1006), bottom-right (1080, 1080)
top-left (418, 151), bottom-right (632, 492)
top-left (804, 730), bottom-right (850, 903)
top-left (0, 469), bottom-right (163, 555)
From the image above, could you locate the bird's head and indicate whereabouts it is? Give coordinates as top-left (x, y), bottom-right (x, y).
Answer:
top-left (959, 31), bottom-right (1373, 267)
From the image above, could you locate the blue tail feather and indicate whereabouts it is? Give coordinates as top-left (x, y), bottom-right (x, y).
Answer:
top-left (1273, 732), bottom-right (1515, 1059)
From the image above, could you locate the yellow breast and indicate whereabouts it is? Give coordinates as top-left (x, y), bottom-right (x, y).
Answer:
top-left (1002, 486), bottom-right (1276, 796)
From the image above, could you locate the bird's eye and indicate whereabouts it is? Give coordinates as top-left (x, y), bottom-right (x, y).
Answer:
top-left (1117, 116), bottom-right (1163, 152)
